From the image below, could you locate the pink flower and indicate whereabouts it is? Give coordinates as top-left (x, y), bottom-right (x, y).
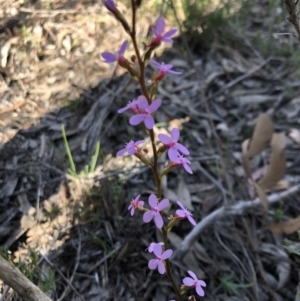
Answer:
top-left (103, 0), bottom-right (117, 13)
top-left (146, 242), bottom-right (164, 253)
top-left (129, 96), bottom-right (161, 130)
top-left (173, 155), bottom-right (193, 174)
top-left (143, 194), bottom-right (169, 228)
top-left (176, 201), bottom-right (196, 226)
top-left (148, 244), bottom-right (173, 274)
top-left (118, 99), bottom-right (139, 114)
top-left (149, 17), bottom-right (177, 46)
top-left (183, 270), bottom-right (206, 297)
top-left (158, 128), bottom-right (189, 161)
top-left (151, 59), bottom-right (181, 81)
top-left (101, 40), bottom-right (128, 64)
top-left (117, 140), bottom-right (144, 156)
top-left (128, 195), bottom-right (144, 216)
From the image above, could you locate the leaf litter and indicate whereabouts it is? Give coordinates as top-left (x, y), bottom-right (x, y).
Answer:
top-left (0, 0), bottom-right (300, 300)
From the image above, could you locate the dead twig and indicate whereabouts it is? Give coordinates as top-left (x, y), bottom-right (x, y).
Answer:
top-left (0, 255), bottom-right (53, 301)
top-left (57, 223), bottom-right (82, 301)
top-left (40, 254), bottom-right (86, 301)
top-left (282, 0), bottom-right (300, 41)
top-left (173, 183), bottom-right (300, 259)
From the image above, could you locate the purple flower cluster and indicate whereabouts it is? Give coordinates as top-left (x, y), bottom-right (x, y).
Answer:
top-left (102, 2), bottom-right (206, 299)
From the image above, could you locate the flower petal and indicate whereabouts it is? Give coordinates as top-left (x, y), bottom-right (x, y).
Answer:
top-left (143, 211), bottom-right (154, 223)
top-left (117, 148), bottom-right (127, 156)
top-left (127, 145), bottom-right (136, 155)
top-left (161, 249), bottom-right (173, 260)
top-left (117, 105), bottom-right (129, 113)
top-left (187, 215), bottom-right (196, 226)
top-left (188, 270), bottom-right (198, 280)
top-left (149, 194), bottom-right (158, 208)
top-left (183, 277), bottom-right (195, 286)
top-left (175, 209), bottom-right (186, 217)
top-left (158, 261), bottom-right (166, 274)
top-left (183, 163), bottom-right (193, 174)
top-left (158, 134), bottom-right (172, 144)
top-left (171, 128), bottom-right (180, 141)
top-left (196, 284), bottom-right (205, 297)
top-left (154, 213), bottom-right (164, 228)
top-left (155, 17), bottom-right (165, 34)
top-left (157, 198), bottom-right (169, 211)
top-left (198, 280), bottom-right (206, 287)
top-left (168, 69), bottom-right (182, 75)
top-left (161, 37), bottom-right (174, 43)
top-left (177, 201), bottom-right (184, 210)
top-left (101, 52), bottom-right (117, 63)
top-left (168, 147), bottom-right (180, 161)
top-left (130, 207), bottom-right (135, 216)
top-left (162, 28), bottom-right (177, 38)
top-left (134, 140), bottom-right (145, 146)
top-left (149, 99), bottom-right (162, 113)
top-left (118, 40), bottom-right (128, 56)
top-left (130, 114), bottom-right (144, 126)
top-left (153, 243), bottom-right (162, 256)
top-left (148, 259), bottom-right (158, 270)
top-left (137, 95), bottom-right (148, 109)
top-left (150, 59), bottom-right (161, 68)
top-left (176, 143), bottom-right (189, 155)
top-left (144, 115), bottom-right (154, 129)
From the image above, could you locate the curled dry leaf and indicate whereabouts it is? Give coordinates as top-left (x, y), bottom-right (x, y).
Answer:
top-left (259, 133), bottom-right (286, 190)
top-left (241, 114), bottom-right (287, 210)
top-left (253, 182), bottom-right (269, 210)
top-left (247, 113), bottom-right (274, 158)
top-left (268, 216), bottom-right (300, 235)
top-left (241, 139), bottom-right (252, 179)
top-left (289, 128), bottom-right (300, 145)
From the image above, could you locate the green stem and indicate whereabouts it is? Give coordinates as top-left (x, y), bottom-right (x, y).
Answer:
top-left (130, 2), bottom-right (182, 300)
top-left (130, 0), bottom-right (150, 103)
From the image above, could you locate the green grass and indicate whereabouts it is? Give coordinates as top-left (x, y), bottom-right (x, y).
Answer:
top-left (219, 272), bottom-right (253, 296)
top-left (61, 124), bottom-right (101, 178)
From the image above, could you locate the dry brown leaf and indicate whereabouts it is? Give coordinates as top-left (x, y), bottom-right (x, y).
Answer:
top-left (268, 216), bottom-right (300, 234)
top-left (266, 180), bottom-right (291, 192)
top-left (241, 139), bottom-right (252, 179)
top-left (247, 113), bottom-right (274, 158)
top-left (289, 128), bottom-right (300, 144)
top-left (253, 182), bottom-right (269, 210)
top-left (176, 177), bottom-right (193, 211)
top-left (259, 133), bottom-right (286, 190)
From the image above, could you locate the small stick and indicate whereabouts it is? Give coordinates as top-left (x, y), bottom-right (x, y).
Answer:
top-left (0, 255), bottom-right (53, 301)
top-left (282, 0), bottom-right (300, 41)
top-left (173, 183), bottom-right (300, 259)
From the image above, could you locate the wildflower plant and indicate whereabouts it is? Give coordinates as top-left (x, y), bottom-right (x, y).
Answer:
top-left (102, 1), bottom-right (206, 300)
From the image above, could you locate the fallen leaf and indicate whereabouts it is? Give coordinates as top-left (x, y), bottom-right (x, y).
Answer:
top-left (241, 139), bottom-right (252, 179)
top-left (253, 181), bottom-right (269, 210)
top-left (289, 128), bottom-right (300, 144)
top-left (259, 133), bottom-right (286, 190)
top-left (268, 216), bottom-right (300, 235)
top-left (247, 114), bottom-right (274, 158)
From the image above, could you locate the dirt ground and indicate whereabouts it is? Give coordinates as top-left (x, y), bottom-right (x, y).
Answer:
top-left (1, 0), bottom-right (300, 300)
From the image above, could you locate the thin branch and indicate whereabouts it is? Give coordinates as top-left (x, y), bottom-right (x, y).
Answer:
top-left (173, 183), bottom-right (300, 259)
top-left (282, 0), bottom-right (300, 41)
top-left (0, 255), bottom-right (53, 301)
